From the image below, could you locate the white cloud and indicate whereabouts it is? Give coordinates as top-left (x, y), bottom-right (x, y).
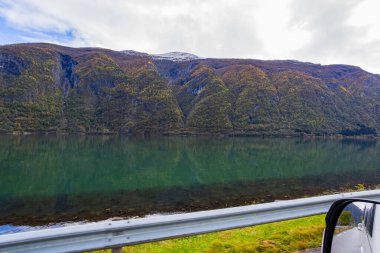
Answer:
top-left (288, 0), bottom-right (380, 73)
top-left (0, 0), bottom-right (379, 73)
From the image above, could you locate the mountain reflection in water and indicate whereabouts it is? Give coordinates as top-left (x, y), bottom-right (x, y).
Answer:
top-left (0, 136), bottom-right (379, 226)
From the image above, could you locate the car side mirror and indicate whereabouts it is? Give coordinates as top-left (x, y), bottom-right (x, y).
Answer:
top-left (322, 199), bottom-right (380, 253)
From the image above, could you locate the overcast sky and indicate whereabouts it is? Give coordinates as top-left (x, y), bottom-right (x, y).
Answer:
top-left (0, 0), bottom-right (379, 73)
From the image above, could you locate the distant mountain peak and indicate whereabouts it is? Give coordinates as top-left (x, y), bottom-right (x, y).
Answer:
top-left (121, 50), bottom-right (202, 62)
top-left (152, 52), bottom-right (202, 62)
top-left (121, 50), bottom-right (149, 57)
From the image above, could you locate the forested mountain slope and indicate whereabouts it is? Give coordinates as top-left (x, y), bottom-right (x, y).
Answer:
top-left (1, 43), bottom-right (379, 136)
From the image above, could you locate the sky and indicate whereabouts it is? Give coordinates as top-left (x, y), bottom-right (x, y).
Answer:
top-left (0, 0), bottom-right (380, 73)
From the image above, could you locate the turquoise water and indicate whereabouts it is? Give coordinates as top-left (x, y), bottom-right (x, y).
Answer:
top-left (0, 135), bottom-right (379, 226)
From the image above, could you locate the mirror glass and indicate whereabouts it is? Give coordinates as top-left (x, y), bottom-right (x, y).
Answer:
top-left (332, 201), bottom-right (380, 253)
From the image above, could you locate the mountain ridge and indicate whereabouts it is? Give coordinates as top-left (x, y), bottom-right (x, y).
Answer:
top-left (1, 42), bottom-right (379, 136)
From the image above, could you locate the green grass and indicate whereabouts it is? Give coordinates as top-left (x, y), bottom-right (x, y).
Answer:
top-left (90, 214), bottom-right (325, 253)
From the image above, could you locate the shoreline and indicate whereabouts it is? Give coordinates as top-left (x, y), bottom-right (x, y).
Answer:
top-left (1, 130), bottom-right (379, 140)
top-left (1, 181), bottom-right (378, 227)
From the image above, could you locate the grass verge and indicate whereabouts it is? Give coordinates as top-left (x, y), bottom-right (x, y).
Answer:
top-left (89, 214), bottom-right (325, 253)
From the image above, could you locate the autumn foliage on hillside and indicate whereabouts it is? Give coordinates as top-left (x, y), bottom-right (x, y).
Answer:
top-left (1, 43), bottom-right (380, 136)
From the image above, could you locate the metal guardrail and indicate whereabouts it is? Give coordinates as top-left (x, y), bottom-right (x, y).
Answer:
top-left (1, 190), bottom-right (380, 253)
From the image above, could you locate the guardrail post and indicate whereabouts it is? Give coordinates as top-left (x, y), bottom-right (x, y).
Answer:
top-left (111, 247), bottom-right (123, 253)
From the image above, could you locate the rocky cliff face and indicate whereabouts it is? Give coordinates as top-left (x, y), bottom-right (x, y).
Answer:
top-left (1, 43), bottom-right (379, 136)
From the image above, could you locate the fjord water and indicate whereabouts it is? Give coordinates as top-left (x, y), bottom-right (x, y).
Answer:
top-left (0, 135), bottom-right (379, 227)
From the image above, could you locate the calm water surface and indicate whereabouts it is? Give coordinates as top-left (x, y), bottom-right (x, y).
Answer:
top-left (0, 135), bottom-right (379, 228)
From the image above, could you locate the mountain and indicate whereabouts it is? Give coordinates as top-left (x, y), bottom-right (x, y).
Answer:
top-left (1, 43), bottom-right (380, 136)
top-left (151, 52), bottom-right (202, 62)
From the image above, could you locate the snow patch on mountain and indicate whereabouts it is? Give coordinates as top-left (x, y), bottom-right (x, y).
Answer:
top-left (152, 52), bottom-right (202, 62)
top-left (121, 50), bottom-right (149, 57)
top-left (121, 50), bottom-right (202, 62)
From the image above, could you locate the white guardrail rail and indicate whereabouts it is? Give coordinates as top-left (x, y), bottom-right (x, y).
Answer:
top-left (1, 190), bottom-right (380, 253)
